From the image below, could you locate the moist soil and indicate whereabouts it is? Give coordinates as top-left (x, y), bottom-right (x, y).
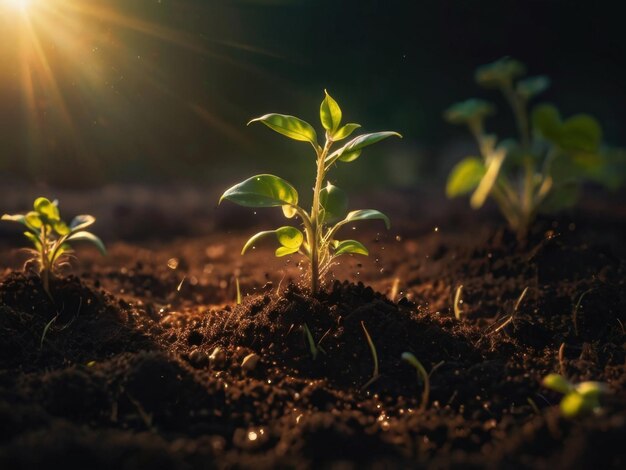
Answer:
top-left (0, 189), bottom-right (625, 469)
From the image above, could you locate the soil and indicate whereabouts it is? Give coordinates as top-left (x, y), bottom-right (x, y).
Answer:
top-left (0, 186), bottom-right (625, 469)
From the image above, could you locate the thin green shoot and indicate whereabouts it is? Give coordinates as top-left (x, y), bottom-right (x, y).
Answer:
top-left (453, 284), bottom-right (464, 320)
top-left (401, 351), bottom-right (430, 411)
top-left (302, 323), bottom-right (326, 360)
top-left (572, 288), bottom-right (592, 337)
top-left (235, 276), bottom-right (242, 305)
top-left (361, 321), bottom-right (380, 390)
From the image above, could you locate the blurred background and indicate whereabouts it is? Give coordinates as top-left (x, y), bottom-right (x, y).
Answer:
top-left (0, 0), bottom-right (625, 193)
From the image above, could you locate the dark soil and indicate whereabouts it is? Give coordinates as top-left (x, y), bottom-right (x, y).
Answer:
top-left (0, 188), bottom-right (625, 469)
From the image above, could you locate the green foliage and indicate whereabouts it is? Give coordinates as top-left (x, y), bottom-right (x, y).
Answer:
top-left (220, 91), bottom-right (400, 293)
top-left (2, 197), bottom-right (106, 295)
top-left (542, 373), bottom-right (608, 418)
top-left (445, 57), bottom-right (619, 237)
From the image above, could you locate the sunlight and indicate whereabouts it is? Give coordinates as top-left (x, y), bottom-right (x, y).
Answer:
top-left (2, 0), bottom-right (32, 12)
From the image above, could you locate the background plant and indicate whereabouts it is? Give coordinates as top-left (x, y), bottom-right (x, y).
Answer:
top-left (2, 197), bottom-right (106, 295)
top-left (219, 91), bottom-right (400, 293)
top-left (542, 373), bottom-right (608, 418)
top-left (445, 57), bottom-right (617, 237)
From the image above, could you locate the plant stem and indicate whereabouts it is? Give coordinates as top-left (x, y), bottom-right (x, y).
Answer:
top-left (309, 139), bottom-right (332, 294)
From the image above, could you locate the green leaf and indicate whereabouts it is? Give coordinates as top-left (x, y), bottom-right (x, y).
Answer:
top-left (532, 104), bottom-right (562, 142)
top-left (337, 150), bottom-right (361, 163)
top-left (34, 197), bottom-right (60, 222)
top-left (70, 215), bottom-right (96, 231)
top-left (475, 57), bottom-right (526, 88)
top-left (560, 114), bottom-right (602, 152)
top-left (333, 239), bottom-right (368, 256)
top-left (470, 148), bottom-right (506, 209)
top-left (54, 221), bottom-right (70, 236)
top-left (560, 392), bottom-right (586, 418)
top-left (2, 214), bottom-right (26, 225)
top-left (320, 90), bottom-right (342, 132)
top-left (23, 231), bottom-right (42, 250)
top-left (24, 211), bottom-right (43, 230)
top-left (220, 174), bottom-right (299, 208)
top-left (320, 182), bottom-right (348, 224)
top-left (276, 246), bottom-right (299, 257)
top-left (241, 226), bottom-right (303, 256)
top-left (334, 131), bottom-right (402, 163)
top-left (332, 123), bottom-right (361, 141)
top-left (275, 225), bottom-right (304, 250)
top-left (248, 113), bottom-right (318, 147)
top-left (446, 157), bottom-right (485, 197)
top-left (517, 75), bottom-right (550, 99)
top-left (575, 381), bottom-right (607, 399)
top-left (443, 99), bottom-right (495, 125)
top-left (542, 373), bottom-right (573, 395)
top-left (341, 209), bottom-right (390, 229)
top-left (65, 231), bottom-right (106, 255)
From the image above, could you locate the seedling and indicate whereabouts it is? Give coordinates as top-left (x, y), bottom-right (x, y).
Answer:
top-left (361, 321), bottom-right (380, 390)
top-left (2, 197), bottom-right (106, 296)
top-left (542, 373), bottom-right (608, 418)
top-left (219, 91), bottom-right (401, 293)
top-left (453, 284), bottom-right (464, 320)
top-left (445, 57), bottom-right (613, 237)
top-left (401, 352), bottom-right (430, 411)
top-left (302, 323), bottom-right (327, 360)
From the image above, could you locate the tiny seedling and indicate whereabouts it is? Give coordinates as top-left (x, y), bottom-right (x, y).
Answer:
top-left (542, 373), bottom-right (608, 418)
top-left (2, 197), bottom-right (106, 296)
top-left (302, 323), bottom-right (327, 360)
top-left (445, 57), bottom-right (614, 237)
top-left (401, 352), bottom-right (430, 411)
top-left (453, 284), bottom-right (464, 320)
top-left (219, 91), bottom-right (401, 293)
top-left (361, 321), bottom-right (380, 390)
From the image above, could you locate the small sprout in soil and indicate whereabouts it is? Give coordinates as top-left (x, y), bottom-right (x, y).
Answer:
top-left (235, 276), bottom-right (242, 305)
top-left (453, 284), bottom-right (464, 320)
top-left (401, 352), bottom-right (430, 411)
top-left (572, 288), bottom-right (593, 337)
top-left (241, 352), bottom-right (260, 373)
top-left (445, 57), bottom-right (615, 238)
top-left (542, 373), bottom-right (609, 418)
top-left (2, 197), bottom-right (106, 296)
top-left (361, 321), bottom-right (380, 390)
top-left (219, 90), bottom-right (401, 293)
top-left (302, 323), bottom-right (326, 360)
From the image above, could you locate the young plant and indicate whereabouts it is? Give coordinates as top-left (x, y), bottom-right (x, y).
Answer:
top-left (219, 91), bottom-right (401, 293)
top-left (401, 352), bottom-right (430, 411)
top-left (361, 321), bottom-right (380, 390)
top-left (2, 197), bottom-right (106, 295)
top-left (542, 373), bottom-right (608, 418)
top-left (445, 57), bottom-right (614, 237)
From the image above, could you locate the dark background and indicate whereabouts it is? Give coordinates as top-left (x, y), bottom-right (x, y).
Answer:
top-left (1, 0), bottom-right (624, 191)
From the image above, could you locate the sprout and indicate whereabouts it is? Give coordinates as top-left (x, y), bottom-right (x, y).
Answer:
top-left (219, 90), bottom-right (400, 293)
top-left (361, 321), bottom-right (380, 390)
top-left (401, 352), bottom-right (430, 411)
top-left (2, 197), bottom-right (106, 296)
top-left (542, 373), bottom-right (609, 418)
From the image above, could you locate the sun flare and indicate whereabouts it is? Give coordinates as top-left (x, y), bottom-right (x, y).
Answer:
top-left (3, 0), bottom-right (32, 12)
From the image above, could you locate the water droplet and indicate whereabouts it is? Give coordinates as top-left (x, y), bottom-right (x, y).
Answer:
top-left (247, 431), bottom-right (257, 441)
top-left (434, 227), bottom-right (439, 232)
top-left (167, 258), bottom-right (179, 270)
top-left (395, 235), bottom-right (402, 242)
